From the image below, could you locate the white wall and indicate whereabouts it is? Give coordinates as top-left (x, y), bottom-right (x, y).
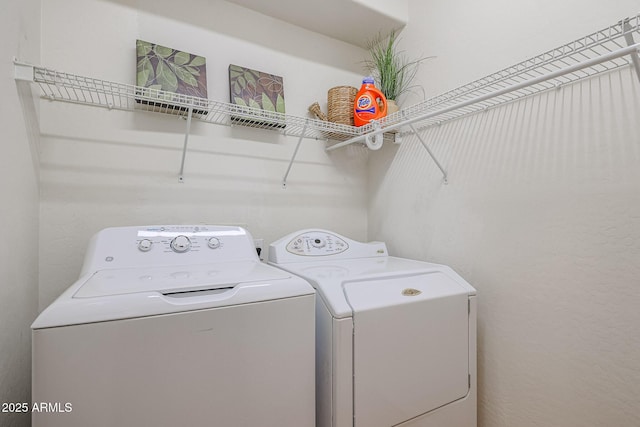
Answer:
top-left (26, 1), bottom-right (640, 425)
top-left (38, 0), bottom-right (370, 309)
top-left (370, 1), bottom-right (640, 426)
top-left (0, 1), bottom-right (41, 426)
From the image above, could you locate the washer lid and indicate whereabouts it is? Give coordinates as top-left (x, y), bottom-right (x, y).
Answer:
top-left (32, 261), bottom-right (314, 329)
top-left (73, 261), bottom-right (289, 298)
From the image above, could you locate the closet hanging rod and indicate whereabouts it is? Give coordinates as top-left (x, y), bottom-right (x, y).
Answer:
top-left (327, 42), bottom-right (640, 152)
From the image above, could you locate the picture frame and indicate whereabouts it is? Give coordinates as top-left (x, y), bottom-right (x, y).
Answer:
top-left (136, 40), bottom-right (209, 115)
top-left (228, 64), bottom-right (286, 129)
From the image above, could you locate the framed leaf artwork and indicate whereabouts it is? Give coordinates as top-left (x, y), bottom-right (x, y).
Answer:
top-left (229, 64), bottom-right (286, 129)
top-left (136, 40), bottom-right (208, 114)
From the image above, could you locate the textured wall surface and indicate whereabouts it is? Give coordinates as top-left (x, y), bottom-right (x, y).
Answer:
top-left (0, 1), bottom-right (40, 426)
top-left (13, 1), bottom-right (640, 426)
top-left (369, 1), bottom-right (640, 426)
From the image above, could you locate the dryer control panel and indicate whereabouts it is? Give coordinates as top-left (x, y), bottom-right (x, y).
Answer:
top-left (269, 229), bottom-right (388, 264)
top-left (285, 231), bottom-right (349, 256)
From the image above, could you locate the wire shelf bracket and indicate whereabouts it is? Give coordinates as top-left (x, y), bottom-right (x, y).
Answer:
top-left (282, 119), bottom-right (310, 189)
top-left (178, 107), bottom-right (194, 183)
top-left (408, 122), bottom-right (448, 184)
top-left (623, 18), bottom-right (640, 82)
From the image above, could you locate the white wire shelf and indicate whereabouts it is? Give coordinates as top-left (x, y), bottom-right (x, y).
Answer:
top-left (13, 14), bottom-right (640, 185)
top-left (14, 62), bottom-right (362, 142)
top-left (13, 61), bottom-right (372, 185)
top-left (328, 14), bottom-right (640, 156)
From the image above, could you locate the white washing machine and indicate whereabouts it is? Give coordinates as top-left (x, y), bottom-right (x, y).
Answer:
top-left (269, 229), bottom-right (477, 427)
top-left (32, 225), bottom-right (315, 427)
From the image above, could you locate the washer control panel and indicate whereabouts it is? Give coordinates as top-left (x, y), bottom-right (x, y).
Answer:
top-left (81, 225), bottom-right (257, 274)
top-left (134, 226), bottom-right (228, 254)
top-left (286, 231), bottom-right (349, 256)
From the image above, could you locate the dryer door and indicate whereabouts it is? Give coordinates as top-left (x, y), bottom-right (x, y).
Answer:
top-left (344, 272), bottom-right (470, 427)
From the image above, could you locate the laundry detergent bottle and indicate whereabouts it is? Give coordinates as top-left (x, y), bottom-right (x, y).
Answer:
top-left (353, 77), bottom-right (387, 127)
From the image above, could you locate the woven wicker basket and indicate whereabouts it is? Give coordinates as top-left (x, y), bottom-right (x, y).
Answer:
top-left (327, 86), bottom-right (357, 126)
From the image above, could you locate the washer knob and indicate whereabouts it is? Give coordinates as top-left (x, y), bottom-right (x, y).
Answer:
top-left (170, 235), bottom-right (191, 253)
top-left (138, 239), bottom-right (153, 252)
top-left (208, 237), bottom-right (221, 249)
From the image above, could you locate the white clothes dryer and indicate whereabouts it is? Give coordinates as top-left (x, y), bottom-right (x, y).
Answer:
top-left (269, 229), bottom-right (477, 427)
top-left (32, 225), bottom-right (315, 427)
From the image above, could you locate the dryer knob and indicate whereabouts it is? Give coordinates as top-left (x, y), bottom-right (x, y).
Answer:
top-left (170, 235), bottom-right (191, 253)
top-left (311, 238), bottom-right (326, 248)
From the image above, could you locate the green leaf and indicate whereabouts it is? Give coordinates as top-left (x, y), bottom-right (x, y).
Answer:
top-left (189, 56), bottom-right (206, 67)
top-left (248, 98), bottom-right (261, 109)
top-left (262, 93), bottom-right (275, 111)
top-left (137, 57), bottom-right (154, 84)
top-left (237, 76), bottom-right (247, 89)
top-left (174, 66), bottom-right (198, 87)
top-left (244, 71), bottom-right (256, 85)
top-left (137, 69), bottom-right (151, 86)
top-left (156, 61), bottom-right (178, 92)
top-left (153, 45), bottom-right (174, 58)
top-left (233, 97), bottom-right (247, 106)
top-left (229, 65), bottom-right (243, 78)
top-left (276, 94), bottom-right (285, 113)
top-left (185, 66), bottom-right (200, 76)
top-left (136, 40), bottom-right (152, 57)
top-left (174, 51), bottom-right (190, 66)
top-left (232, 82), bottom-right (241, 95)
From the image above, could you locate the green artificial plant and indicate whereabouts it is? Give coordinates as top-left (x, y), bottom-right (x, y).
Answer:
top-left (363, 30), bottom-right (430, 102)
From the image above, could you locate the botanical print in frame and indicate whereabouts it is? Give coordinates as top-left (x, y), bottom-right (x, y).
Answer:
top-left (228, 64), bottom-right (285, 128)
top-left (136, 40), bottom-right (208, 114)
